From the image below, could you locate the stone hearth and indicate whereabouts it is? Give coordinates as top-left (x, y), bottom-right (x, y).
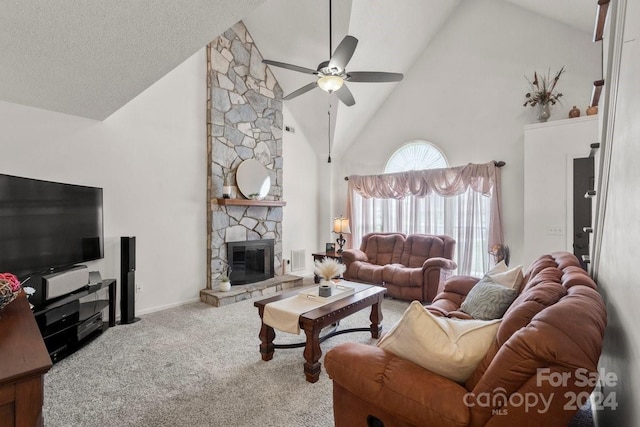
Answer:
top-left (200, 274), bottom-right (303, 307)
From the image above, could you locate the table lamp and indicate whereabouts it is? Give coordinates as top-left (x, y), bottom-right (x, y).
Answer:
top-left (333, 216), bottom-right (351, 253)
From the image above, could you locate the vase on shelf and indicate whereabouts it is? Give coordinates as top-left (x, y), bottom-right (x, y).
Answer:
top-left (569, 105), bottom-right (581, 118)
top-left (536, 102), bottom-right (551, 122)
top-left (222, 174), bottom-right (233, 199)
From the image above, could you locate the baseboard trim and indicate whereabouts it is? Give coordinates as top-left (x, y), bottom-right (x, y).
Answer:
top-left (134, 297), bottom-right (202, 317)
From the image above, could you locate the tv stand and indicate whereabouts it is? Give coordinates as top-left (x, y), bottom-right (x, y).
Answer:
top-left (32, 279), bottom-right (116, 363)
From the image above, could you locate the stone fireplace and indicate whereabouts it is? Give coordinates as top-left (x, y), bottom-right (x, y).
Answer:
top-left (206, 21), bottom-right (284, 291)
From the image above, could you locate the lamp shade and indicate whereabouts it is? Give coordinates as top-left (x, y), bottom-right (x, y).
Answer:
top-left (317, 75), bottom-right (344, 93)
top-left (333, 217), bottom-right (351, 234)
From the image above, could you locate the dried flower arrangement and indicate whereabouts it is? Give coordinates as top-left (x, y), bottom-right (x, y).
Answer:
top-left (489, 244), bottom-right (511, 267)
top-left (523, 67), bottom-right (565, 107)
top-left (314, 257), bottom-right (346, 281)
top-left (0, 272), bottom-right (22, 309)
top-left (0, 272), bottom-right (21, 292)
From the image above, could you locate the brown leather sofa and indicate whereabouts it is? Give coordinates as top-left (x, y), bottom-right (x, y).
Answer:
top-left (325, 252), bottom-right (607, 427)
top-left (342, 233), bottom-right (457, 302)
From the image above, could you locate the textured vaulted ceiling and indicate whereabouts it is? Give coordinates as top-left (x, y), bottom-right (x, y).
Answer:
top-left (1, 0), bottom-right (595, 155)
top-left (243, 0), bottom-right (463, 159)
top-left (0, 0), bottom-right (265, 120)
top-left (243, 0), bottom-right (596, 159)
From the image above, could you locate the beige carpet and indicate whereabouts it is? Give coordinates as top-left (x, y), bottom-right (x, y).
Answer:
top-left (43, 293), bottom-right (410, 427)
top-left (43, 290), bottom-right (594, 427)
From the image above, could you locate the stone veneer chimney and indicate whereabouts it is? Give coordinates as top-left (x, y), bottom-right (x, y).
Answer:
top-left (206, 21), bottom-right (284, 289)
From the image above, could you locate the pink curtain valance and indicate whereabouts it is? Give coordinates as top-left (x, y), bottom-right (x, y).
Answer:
top-left (347, 161), bottom-right (499, 200)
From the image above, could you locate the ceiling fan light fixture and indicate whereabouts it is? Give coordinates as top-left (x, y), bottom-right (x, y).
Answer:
top-left (317, 75), bottom-right (344, 93)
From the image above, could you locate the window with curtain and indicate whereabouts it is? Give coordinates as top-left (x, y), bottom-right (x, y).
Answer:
top-left (348, 141), bottom-right (499, 276)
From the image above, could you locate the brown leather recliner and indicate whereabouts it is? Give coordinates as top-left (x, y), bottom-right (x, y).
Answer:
top-left (342, 232), bottom-right (457, 302)
top-left (325, 252), bottom-right (607, 427)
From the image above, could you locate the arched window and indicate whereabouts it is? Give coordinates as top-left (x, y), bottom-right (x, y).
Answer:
top-left (384, 141), bottom-right (448, 173)
top-left (351, 140), bottom-right (491, 276)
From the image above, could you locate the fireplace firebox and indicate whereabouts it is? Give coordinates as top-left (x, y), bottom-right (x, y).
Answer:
top-left (227, 239), bottom-right (275, 285)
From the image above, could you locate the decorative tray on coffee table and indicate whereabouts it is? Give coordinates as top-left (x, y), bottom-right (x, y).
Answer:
top-left (297, 283), bottom-right (355, 301)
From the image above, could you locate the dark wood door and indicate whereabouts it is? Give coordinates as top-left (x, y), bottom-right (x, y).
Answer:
top-left (573, 157), bottom-right (594, 268)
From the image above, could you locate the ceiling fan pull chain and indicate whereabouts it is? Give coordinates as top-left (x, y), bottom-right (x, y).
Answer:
top-left (327, 100), bottom-right (332, 163)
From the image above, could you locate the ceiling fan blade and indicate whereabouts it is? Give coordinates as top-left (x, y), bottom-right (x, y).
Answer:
top-left (348, 71), bottom-right (404, 83)
top-left (335, 84), bottom-right (355, 107)
top-left (283, 82), bottom-right (318, 100)
top-left (262, 59), bottom-right (317, 75)
top-left (328, 36), bottom-right (358, 71)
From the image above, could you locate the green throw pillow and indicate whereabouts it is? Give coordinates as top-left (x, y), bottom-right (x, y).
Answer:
top-left (461, 279), bottom-right (518, 320)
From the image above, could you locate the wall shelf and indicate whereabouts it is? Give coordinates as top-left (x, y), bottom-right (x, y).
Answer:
top-left (215, 198), bottom-right (286, 207)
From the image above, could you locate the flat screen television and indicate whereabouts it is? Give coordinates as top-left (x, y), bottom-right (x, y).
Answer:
top-left (0, 174), bottom-right (104, 279)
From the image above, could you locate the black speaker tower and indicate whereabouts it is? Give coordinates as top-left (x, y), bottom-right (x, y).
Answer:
top-left (120, 236), bottom-right (140, 324)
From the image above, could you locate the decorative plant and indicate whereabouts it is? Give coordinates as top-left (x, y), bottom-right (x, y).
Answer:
top-left (218, 260), bottom-right (232, 282)
top-left (489, 244), bottom-right (511, 267)
top-left (314, 257), bottom-right (346, 281)
top-left (523, 67), bottom-right (565, 107)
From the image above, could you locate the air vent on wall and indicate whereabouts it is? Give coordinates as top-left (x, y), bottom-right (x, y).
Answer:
top-left (291, 249), bottom-right (306, 271)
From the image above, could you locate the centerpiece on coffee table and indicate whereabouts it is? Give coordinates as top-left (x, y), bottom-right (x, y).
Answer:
top-left (313, 257), bottom-right (346, 287)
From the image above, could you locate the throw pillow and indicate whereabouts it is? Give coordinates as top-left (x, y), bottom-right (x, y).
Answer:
top-left (487, 260), bottom-right (508, 274)
top-left (460, 278), bottom-right (518, 320)
top-left (488, 265), bottom-right (524, 291)
top-left (377, 301), bottom-right (501, 383)
top-left (480, 262), bottom-right (524, 292)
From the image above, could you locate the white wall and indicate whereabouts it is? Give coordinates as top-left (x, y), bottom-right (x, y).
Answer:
top-left (522, 116), bottom-right (598, 267)
top-left (0, 49), bottom-right (207, 316)
top-left (334, 0), bottom-right (600, 268)
top-left (282, 105), bottom-right (322, 277)
top-left (0, 44), bottom-right (325, 314)
top-left (594, 0), bottom-right (640, 424)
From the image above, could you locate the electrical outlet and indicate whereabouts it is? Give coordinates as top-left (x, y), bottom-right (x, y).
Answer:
top-left (546, 226), bottom-right (564, 236)
top-left (136, 282), bottom-right (143, 293)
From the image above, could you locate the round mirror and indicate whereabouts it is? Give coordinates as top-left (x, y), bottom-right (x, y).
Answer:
top-left (236, 159), bottom-right (271, 200)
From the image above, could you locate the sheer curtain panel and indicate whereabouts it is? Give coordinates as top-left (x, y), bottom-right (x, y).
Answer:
top-left (346, 162), bottom-right (503, 276)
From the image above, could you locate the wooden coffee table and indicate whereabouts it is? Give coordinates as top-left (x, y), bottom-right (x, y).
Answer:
top-left (254, 284), bottom-right (386, 383)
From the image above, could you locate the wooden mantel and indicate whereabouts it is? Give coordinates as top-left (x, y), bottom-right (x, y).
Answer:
top-left (215, 198), bottom-right (286, 207)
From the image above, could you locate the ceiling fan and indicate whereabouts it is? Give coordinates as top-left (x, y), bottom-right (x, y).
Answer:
top-left (261, 1), bottom-right (404, 106)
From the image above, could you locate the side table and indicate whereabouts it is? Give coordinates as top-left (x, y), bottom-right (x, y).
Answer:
top-left (312, 251), bottom-right (344, 283)
top-left (0, 294), bottom-right (52, 426)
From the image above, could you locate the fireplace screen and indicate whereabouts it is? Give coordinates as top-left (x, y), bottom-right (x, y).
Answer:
top-left (227, 239), bottom-right (275, 285)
